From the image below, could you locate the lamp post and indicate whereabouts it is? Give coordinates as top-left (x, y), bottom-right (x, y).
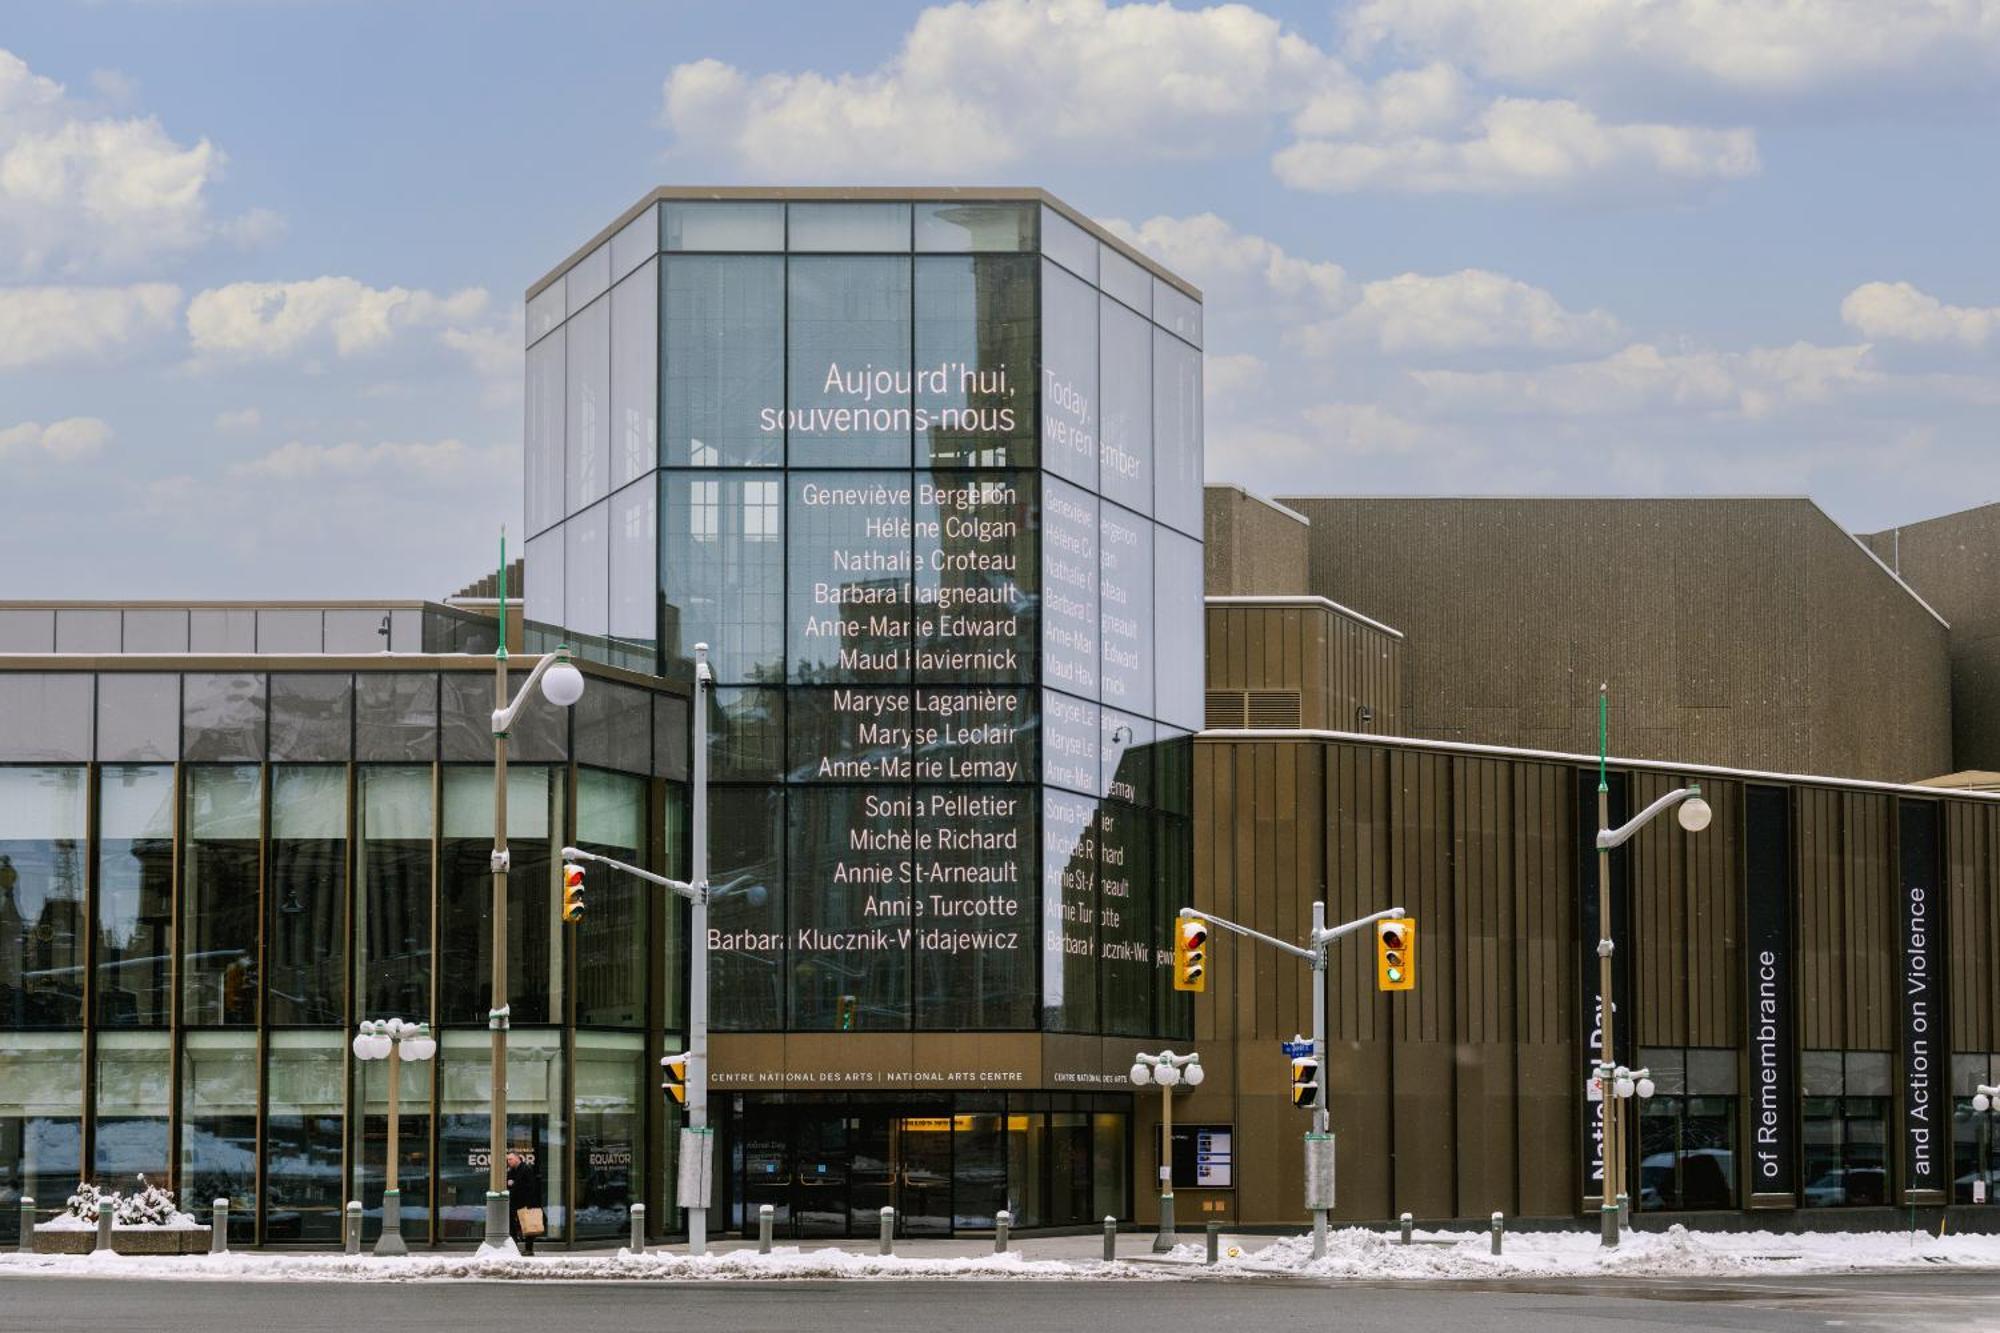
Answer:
top-left (1591, 683), bottom-right (1711, 1247)
top-left (1130, 1049), bottom-right (1203, 1253)
top-left (481, 540), bottom-right (587, 1254)
top-left (352, 1018), bottom-right (436, 1256)
top-left (560, 642), bottom-right (723, 1254)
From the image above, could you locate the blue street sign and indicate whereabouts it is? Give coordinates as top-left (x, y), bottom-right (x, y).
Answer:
top-left (1281, 1039), bottom-right (1315, 1058)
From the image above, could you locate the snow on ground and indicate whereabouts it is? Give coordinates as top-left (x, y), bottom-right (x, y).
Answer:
top-left (2, 1223), bottom-right (1997, 1283)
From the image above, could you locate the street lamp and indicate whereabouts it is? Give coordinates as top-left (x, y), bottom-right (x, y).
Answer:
top-left (481, 541), bottom-right (587, 1254)
top-left (1132, 1049), bottom-right (1203, 1253)
top-left (558, 642), bottom-right (718, 1254)
top-left (1589, 683), bottom-right (1709, 1247)
top-left (352, 1018), bottom-right (436, 1256)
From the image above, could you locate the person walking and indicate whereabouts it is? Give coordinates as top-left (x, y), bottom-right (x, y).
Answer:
top-left (506, 1149), bottom-right (545, 1256)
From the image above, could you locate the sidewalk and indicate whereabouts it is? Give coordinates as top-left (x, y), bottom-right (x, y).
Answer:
top-left (3, 1223), bottom-right (1996, 1283)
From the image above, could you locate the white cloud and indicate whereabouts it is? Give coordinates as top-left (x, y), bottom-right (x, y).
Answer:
top-left (1110, 213), bottom-right (1614, 355)
top-left (663, 0), bottom-right (1334, 177)
top-left (0, 282), bottom-right (180, 369)
top-left (1275, 96), bottom-right (1757, 195)
top-left (0, 415), bottom-right (111, 461)
top-left (186, 277), bottom-right (489, 362)
top-left (1411, 341), bottom-right (1879, 418)
top-left (229, 437), bottom-right (510, 483)
top-left (1297, 268), bottom-right (1621, 355)
top-left (1345, 0), bottom-right (2000, 98)
top-left (663, 0), bottom-right (1756, 197)
top-left (0, 49), bottom-right (243, 275)
top-left (1204, 352), bottom-right (1268, 397)
top-left (1841, 281), bottom-right (2000, 348)
top-left (440, 313), bottom-right (526, 408)
top-left (214, 406), bottom-right (261, 433)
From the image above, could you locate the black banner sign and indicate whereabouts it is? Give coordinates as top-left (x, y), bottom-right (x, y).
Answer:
top-left (1743, 784), bottom-right (1796, 1203)
top-left (1899, 799), bottom-right (1947, 1203)
top-left (1576, 769), bottom-right (1633, 1209)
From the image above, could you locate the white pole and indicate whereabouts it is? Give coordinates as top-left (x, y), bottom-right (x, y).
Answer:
top-left (687, 645), bottom-right (711, 1256)
top-left (1311, 900), bottom-right (1328, 1260)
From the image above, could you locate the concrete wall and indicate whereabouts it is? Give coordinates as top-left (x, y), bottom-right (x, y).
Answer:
top-left (1278, 497), bottom-right (1952, 784)
top-left (1860, 504), bottom-right (2000, 773)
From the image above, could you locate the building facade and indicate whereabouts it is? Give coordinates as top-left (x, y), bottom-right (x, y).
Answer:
top-left (521, 189), bottom-right (1205, 1235)
top-left (0, 648), bottom-right (689, 1248)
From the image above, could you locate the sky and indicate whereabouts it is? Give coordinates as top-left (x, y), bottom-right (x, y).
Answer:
top-left (3, 0), bottom-right (1997, 599)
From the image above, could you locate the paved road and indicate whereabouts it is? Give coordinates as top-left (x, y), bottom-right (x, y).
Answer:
top-left (0, 1271), bottom-right (1993, 1332)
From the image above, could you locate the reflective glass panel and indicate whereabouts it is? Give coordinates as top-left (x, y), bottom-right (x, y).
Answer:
top-left (265, 1031), bottom-right (345, 1242)
top-left (611, 204), bottom-right (657, 280)
top-left (183, 672), bottom-right (265, 762)
top-left (356, 766), bottom-right (432, 1019)
top-left (788, 202), bottom-right (910, 252)
top-left (1041, 477), bottom-right (1099, 701)
top-left (1039, 261), bottom-right (1098, 491)
top-left (180, 1030), bottom-right (257, 1241)
top-left (608, 479), bottom-right (657, 666)
top-left (269, 673), bottom-right (352, 762)
top-left (1039, 205), bottom-right (1097, 282)
top-left (525, 525), bottom-right (564, 641)
top-left (567, 294), bottom-right (612, 513)
top-left (96, 672), bottom-right (180, 762)
top-left (662, 201), bottom-right (784, 252)
top-left (258, 609), bottom-right (321, 653)
top-left (662, 256), bottom-right (784, 468)
top-left (351, 1035), bottom-right (432, 1244)
top-left (787, 257), bottom-right (913, 468)
top-left (1152, 327), bottom-right (1203, 535)
top-left (0, 673), bottom-right (91, 761)
top-left (788, 687), bottom-right (910, 784)
top-left (0, 1033), bottom-right (82, 1240)
top-left (913, 785), bottom-right (1034, 1029)
top-left (55, 608), bottom-right (119, 652)
top-left (1098, 245), bottom-right (1151, 316)
top-left (574, 1032), bottom-right (645, 1239)
top-left (787, 471), bottom-right (913, 684)
top-left (566, 241), bottom-right (611, 312)
top-left (526, 328), bottom-right (566, 534)
top-left (709, 786), bottom-right (784, 1031)
top-left (94, 1031), bottom-right (169, 1191)
top-left (1153, 528), bottom-right (1204, 730)
top-left (0, 767), bottom-right (87, 1027)
top-left (182, 765), bottom-right (262, 1026)
top-left (574, 768), bottom-right (648, 1027)
top-left (1099, 297), bottom-right (1152, 514)
top-left (355, 673), bottom-right (437, 763)
top-left (574, 677), bottom-right (652, 775)
top-left (914, 255), bottom-right (1036, 467)
top-left (0, 609), bottom-right (52, 651)
top-left (438, 1029), bottom-right (565, 1241)
top-left (267, 766), bottom-right (345, 1026)
top-left (189, 608), bottom-right (254, 652)
top-left (660, 472), bottom-right (785, 685)
top-left (96, 767), bottom-right (174, 1027)
top-left (915, 201), bottom-right (1034, 253)
top-left (438, 767), bottom-right (563, 1025)
top-left (122, 609), bottom-right (188, 653)
top-left (611, 258), bottom-right (658, 486)
top-left (1096, 803), bottom-right (1154, 1036)
top-left (789, 787), bottom-right (910, 1030)
top-left (565, 500), bottom-right (610, 642)
top-left (1041, 789), bottom-right (1098, 1032)
top-left (1098, 505), bottom-right (1154, 716)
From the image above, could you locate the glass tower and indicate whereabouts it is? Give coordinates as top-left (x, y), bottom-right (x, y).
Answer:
top-left (523, 191), bottom-right (1202, 1047)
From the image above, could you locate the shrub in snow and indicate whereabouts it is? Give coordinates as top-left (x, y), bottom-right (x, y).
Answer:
top-left (63, 1181), bottom-right (116, 1223)
top-left (114, 1176), bottom-right (194, 1228)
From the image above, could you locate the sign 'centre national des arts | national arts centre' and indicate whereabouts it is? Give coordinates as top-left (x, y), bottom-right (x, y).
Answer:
top-left (520, 190), bottom-right (1205, 1089)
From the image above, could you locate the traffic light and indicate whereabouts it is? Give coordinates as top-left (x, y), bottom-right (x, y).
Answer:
top-left (1174, 915), bottom-right (1209, 993)
top-left (660, 1051), bottom-right (688, 1107)
top-left (1290, 1055), bottom-right (1320, 1108)
top-left (561, 862), bottom-right (586, 924)
top-left (1377, 916), bottom-right (1415, 991)
top-left (837, 994), bottom-right (858, 1031)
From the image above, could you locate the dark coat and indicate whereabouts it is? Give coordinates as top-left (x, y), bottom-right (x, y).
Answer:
top-left (507, 1158), bottom-right (544, 1211)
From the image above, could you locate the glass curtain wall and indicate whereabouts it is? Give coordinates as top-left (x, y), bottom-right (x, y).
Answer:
top-left (438, 1029), bottom-right (566, 1242)
top-left (0, 1032), bottom-right (83, 1240)
top-left (180, 1030), bottom-right (258, 1242)
top-left (181, 766), bottom-right (262, 1026)
top-left (0, 767), bottom-right (87, 1028)
top-left (355, 766), bottom-right (432, 1019)
top-left (267, 767), bottom-right (345, 1026)
top-left (1801, 1051), bottom-right (1891, 1206)
top-left (351, 1038), bottom-right (432, 1244)
top-left (97, 766), bottom-right (174, 1027)
top-left (95, 1030), bottom-right (170, 1191)
top-left (266, 1031), bottom-right (344, 1243)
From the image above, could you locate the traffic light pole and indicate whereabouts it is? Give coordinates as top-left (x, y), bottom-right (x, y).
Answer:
top-left (1179, 902), bottom-right (1403, 1259)
top-left (560, 643), bottom-right (716, 1255)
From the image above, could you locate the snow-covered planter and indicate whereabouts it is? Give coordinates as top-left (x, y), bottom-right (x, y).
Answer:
top-left (34, 1177), bottom-right (207, 1255)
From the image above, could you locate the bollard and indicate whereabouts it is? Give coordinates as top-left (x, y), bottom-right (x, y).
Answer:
top-left (96, 1205), bottom-right (113, 1254)
top-left (758, 1204), bottom-right (774, 1254)
top-left (1490, 1212), bottom-right (1504, 1256)
top-left (878, 1205), bottom-right (895, 1256)
top-left (211, 1198), bottom-right (229, 1254)
top-left (1102, 1215), bottom-right (1117, 1262)
top-left (1617, 1192), bottom-right (1631, 1231)
top-left (344, 1200), bottom-right (362, 1255)
top-left (628, 1202), bottom-right (645, 1256)
top-left (1399, 1212), bottom-right (1413, 1246)
top-left (994, 1209), bottom-right (1011, 1255)
top-left (1205, 1221), bottom-right (1221, 1266)
top-left (16, 1197), bottom-right (32, 1254)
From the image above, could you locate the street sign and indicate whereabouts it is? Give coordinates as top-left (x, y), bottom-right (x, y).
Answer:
top-left (1281, 1039), bottom-right (1314, 1058)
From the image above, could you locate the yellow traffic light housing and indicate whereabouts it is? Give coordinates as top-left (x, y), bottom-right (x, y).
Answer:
top-left (1174, 915), bottom-right (1209, 993)
top-left (1377, 916), bottom-right (1415, 991)
top-left (561, 862), bottom-right (586, 924)
top-left (1290, 1055), bottom-right (1320, 1108)
top-left (660, 1052), bottom-right (688, 1107)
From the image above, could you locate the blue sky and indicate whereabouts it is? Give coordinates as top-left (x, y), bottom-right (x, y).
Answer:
top-left (4, 0), bottom-right (1997, 598)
